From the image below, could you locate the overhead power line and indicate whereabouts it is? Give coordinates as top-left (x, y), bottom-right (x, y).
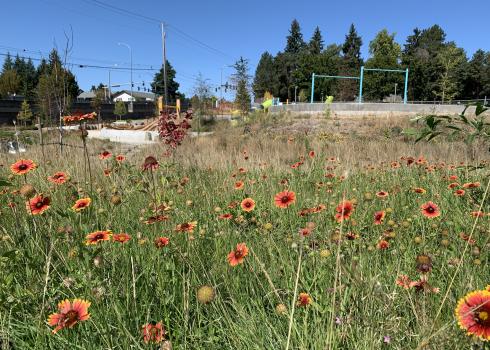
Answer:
top-left (0, 52), bottom-right (157, 71)
top-left (0, 44), bottom-right (154, 68)
top-left (80, 0), bottom-right (234, 60)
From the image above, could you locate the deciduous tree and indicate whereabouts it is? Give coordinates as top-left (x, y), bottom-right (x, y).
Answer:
top-left (232, 57), bottom-right (251, 116)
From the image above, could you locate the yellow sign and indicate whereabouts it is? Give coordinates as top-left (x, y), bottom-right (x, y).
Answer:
top-left (158, 96), bottom-right (163, 113)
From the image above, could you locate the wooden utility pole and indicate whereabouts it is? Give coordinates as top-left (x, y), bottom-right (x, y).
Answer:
top-left (161, 22), bottom-right (168, 114)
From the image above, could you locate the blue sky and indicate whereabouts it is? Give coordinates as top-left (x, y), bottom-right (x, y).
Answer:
top-left (0, 0), bottom-right (488, 98)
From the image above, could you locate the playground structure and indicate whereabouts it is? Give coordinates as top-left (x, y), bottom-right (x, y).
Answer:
top-left (310, 66), bottom-right (409, 104)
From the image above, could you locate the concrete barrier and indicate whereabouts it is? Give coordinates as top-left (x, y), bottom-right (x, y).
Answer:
top-left (269, 103), bottom-right (484, 117)
top-left (89, 128), bottom-right (159, 144)
top-left (87, 128), bottom-right (215, 145)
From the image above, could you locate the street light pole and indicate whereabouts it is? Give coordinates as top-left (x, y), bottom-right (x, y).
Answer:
top-left (118, 42), bottom-right (133, 111)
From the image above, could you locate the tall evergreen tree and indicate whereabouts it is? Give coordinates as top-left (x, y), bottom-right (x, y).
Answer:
top-left (1, 53), bottom-right (13, 72)
top-left (402, 25), bottom-right (448, 101)
top-left (253, 52), bottom-right (275, 99)
top-left (0, 53), bottom-right (20, 97)
top-left (462, 49), bottom-right (487, 99)
top-left (285, 19), bottom-right (306, 54)
top-left (339, 24), bottom-right (363, 100)
top-left (0, 69), bottom-right (20, 97)
top-left (308, 26), bottom-right (324, 55)
top-left (151, 60), bottom-right (180, 103)
top-left (24, 58), bottom-right (38, 100)
top-left (272, 20), bottom-right (308, 101)
top-left (12, 56), bottom-right (38, 100)
top-left (484, 52), bottom-right (490, 98)
top-left (342, 24), bottom-right (363, 69)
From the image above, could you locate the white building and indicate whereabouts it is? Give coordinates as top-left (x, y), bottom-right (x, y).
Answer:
top-left (112, 90), bottom-right (156, 102)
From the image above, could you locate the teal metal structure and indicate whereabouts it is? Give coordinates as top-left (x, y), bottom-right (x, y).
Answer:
top-left (359, 66), bottom-right (409, 104)
top-left (310, 73), bottom-right (360, 103)
top-left (310, 67), bottom-right (409, 104)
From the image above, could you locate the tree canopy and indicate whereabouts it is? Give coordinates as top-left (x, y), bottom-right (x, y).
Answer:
top-left (251, 20), bottom-right (489, 103)
top-left (151, 60), bottom-right (181, 103)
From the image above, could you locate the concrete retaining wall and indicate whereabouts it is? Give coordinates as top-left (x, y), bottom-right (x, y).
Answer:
top-left (88, 129), bottom-right (215, 145)
top-left (89, 129), bottom-right (159, 144)
top-left (269, 103), bottom-right (483, 117)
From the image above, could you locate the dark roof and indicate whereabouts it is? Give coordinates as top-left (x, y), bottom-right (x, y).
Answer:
top-left (78, 91), bottom-right (96, 99)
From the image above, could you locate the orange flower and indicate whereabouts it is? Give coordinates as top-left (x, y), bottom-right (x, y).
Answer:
top-left (115, 154), bottom-right (126, 162)
top-left (227, 243), bottom-right (248, 266)
top-left (47, 171), bottom-right (68, 184)
top-left (26, 195), bottom-right (50, 215)
top-left (113, 233), bottom-right (131, 243)
top-left (154, 237), bottom-right (170, 248)
top-left (412, 187), bottom-right (426, 194)
top-left (299, 222), bottom-right (315, 236)
top-left (395, 275), bottom-right (412, 289)
top-left (103, 169), bottom-right (111, 176)
top-left (335, 200), bottom-right (354, 223)
top-left (241, 198), bottom-right (256, 212)
top-left (72, 198), bottom-right (91, 212)
top-left (10, 159), bottom-right (36, 175)
top-left (376, 191), bottom-right (389, 198)
top-left (274, 190), bottom-right (296, 209)
top-left (421, 201), bottom-right (440, 218)
top-left (297, 292), bottom-right (312, 307)
top-left (85, 230), bottom-right (112, 245)
top-left (142, 321), bottom-right (165, 344)
top-left (377, 240), bottom-right (390, 250)
top-left (374, 210), bottom-right (385, 225)
top-left (98, 150), bottom-right (112, 160)
top-left (448, 182), bottom-right (459, 189)
top-left (448, 175), bottom-right (458, 181)
top-left (463, 182), bottom-right (481, 189)
top-left (471, 211), bottom-right (485, 218)
top-left (175, 221), bottom-right (197, 233)
top-left (63, 112), bottom-right (96, 124)
top-left (454, 189), bottom-right (465, 197)
top-left (234, 181), bottom-right (244, 190)
top-left (47, 299), bottom-right (91, 333)
top-left (455, 290), bottom-right (490, 341)
top-left (308, 150), bottom-right (315, 158)
top-left (396, 275), bottom-right (439, 293)
top-left (218, 213), bottom-right (233, 220)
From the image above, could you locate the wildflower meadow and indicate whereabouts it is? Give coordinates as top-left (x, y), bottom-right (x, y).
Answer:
top-left (1, 117), bottom-right (490, 349)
